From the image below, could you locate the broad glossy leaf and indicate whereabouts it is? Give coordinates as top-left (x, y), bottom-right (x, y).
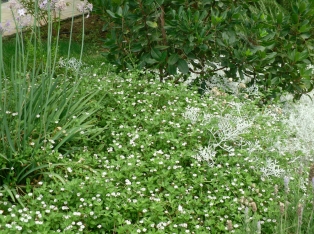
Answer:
top-left (151, 48), bottom-right (162, 60)
top-left (168, 54), bottom-right (179, 65)
top-left (177, 59), bottom-right (189, 74)
top-left (146, 58), bottom-right (158, 64)
top-left (167, 64), bottom-right (177, 75)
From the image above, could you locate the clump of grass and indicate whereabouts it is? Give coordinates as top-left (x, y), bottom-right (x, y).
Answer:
top-left (0, 0), bottom-right (100, 206)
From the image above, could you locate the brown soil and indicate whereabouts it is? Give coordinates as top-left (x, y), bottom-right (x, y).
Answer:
top-left (56, 14), bottom-right (107, 43)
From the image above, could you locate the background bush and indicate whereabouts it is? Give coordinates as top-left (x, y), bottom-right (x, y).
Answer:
top-left (91, 0), bottom-right (314, 100)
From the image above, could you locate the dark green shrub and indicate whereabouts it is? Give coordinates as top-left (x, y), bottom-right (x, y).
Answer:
top-left (91, 0), bottom-right (314, 100)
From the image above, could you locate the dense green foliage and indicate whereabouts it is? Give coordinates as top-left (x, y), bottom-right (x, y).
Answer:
top-left (1, 0), bottom-right (314, 233)
top-left (1, 64), bottom-right (314, 233)
top-left (92, 0), bottom-right (314, 100)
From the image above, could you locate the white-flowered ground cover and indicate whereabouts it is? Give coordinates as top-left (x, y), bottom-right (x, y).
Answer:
top-left (1, 64), bottom-right (313, 233)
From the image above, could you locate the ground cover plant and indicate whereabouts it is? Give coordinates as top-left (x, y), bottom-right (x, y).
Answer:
top-left (1, 0), bottom-right (314, 233)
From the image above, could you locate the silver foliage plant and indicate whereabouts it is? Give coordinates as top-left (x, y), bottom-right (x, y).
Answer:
top-left (260, 158), bottom-right (285, 178)
top-left (58, 57), bottom-right (83, 73)
top-left (282, 92), bottom-right (314, 161)
top-left (183, 101), bottom-right (253, 168)
top-left (183, 94), bottom-right (289, 179)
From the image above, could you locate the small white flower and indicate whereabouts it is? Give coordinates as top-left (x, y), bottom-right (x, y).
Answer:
top-left (125, 179), bottom-right (132, 185)
top-left (125, 220), bottom-right (131, 225)
top-left (73, 212), bottom-right (81, 216)
top-left (17, 8), bottom-right (26, 16)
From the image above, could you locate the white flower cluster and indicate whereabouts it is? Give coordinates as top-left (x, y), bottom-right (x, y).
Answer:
top-left (8, 0), bottom-right (32, 28)
top-left (77, 0), bottom-right (93, 18)
top-left (39, 0), bottom-right (68, 11)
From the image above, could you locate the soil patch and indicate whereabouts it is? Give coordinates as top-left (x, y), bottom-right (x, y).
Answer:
top-left (57, 14), bottom-right (107, 43)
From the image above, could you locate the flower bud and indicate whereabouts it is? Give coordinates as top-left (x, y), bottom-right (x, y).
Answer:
top-left (226, 220), bottom-right (233, 231)
top-left (250, 202), bottom-right (257, 212)
top-left (279, 202), bottom-right (285, 215)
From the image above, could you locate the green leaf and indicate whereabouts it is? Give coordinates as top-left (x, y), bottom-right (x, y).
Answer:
top-left (17, 163), bottom-right (65, 183)
top-left (265, 52), bottom-right (277, 60)
top-left (271, 77), bottom-right (279, 85)
top-left (177, 59), bottom-right (189, 74)
top-left (168, 54), bottom-right (179, 65)
top-left (146, 58), bottom-right (158, 64)
top-left (143, 0), bottom-right (154, 4)
top-left (276, 12), bottom-right (283, 24)
top-left (299, 20), bottom-right (310, 33)
top-left (154, 45), bottom-right (169, 50)
top-left (167, 64), bottom-right (177, 75)
top-left (131, 44), bottom-right (143, 53)
top-left (199, 44), bottom-right (208, 51)
top-left (292, 13), bottom-right (299, 24)
top-left (123, 3), bottom-right (129, 15)
top-left (146, 21), bottom-right (158, 28)
top-left (117, 7), bottom-right (123, 17)
top-left (106, 10), bottom-right (117, 18)
top-left (155, 0), bottom-right (164, 4)
top-left (300, 33), bottom-right (311, 39)
top-left (151, 48), bottom-right (162, 60)
top-left (40, 172), bottom-right (66, 184)
top-left (252, 46), bottom-right (266, 53)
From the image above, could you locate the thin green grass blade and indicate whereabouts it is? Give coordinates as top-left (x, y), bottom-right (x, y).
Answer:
top-left (40, 172), bottom-right (66, 184)
top-left (17, 163), bottom-right (65, 183)
top-left (2, 184), bottom-right (16, 202)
